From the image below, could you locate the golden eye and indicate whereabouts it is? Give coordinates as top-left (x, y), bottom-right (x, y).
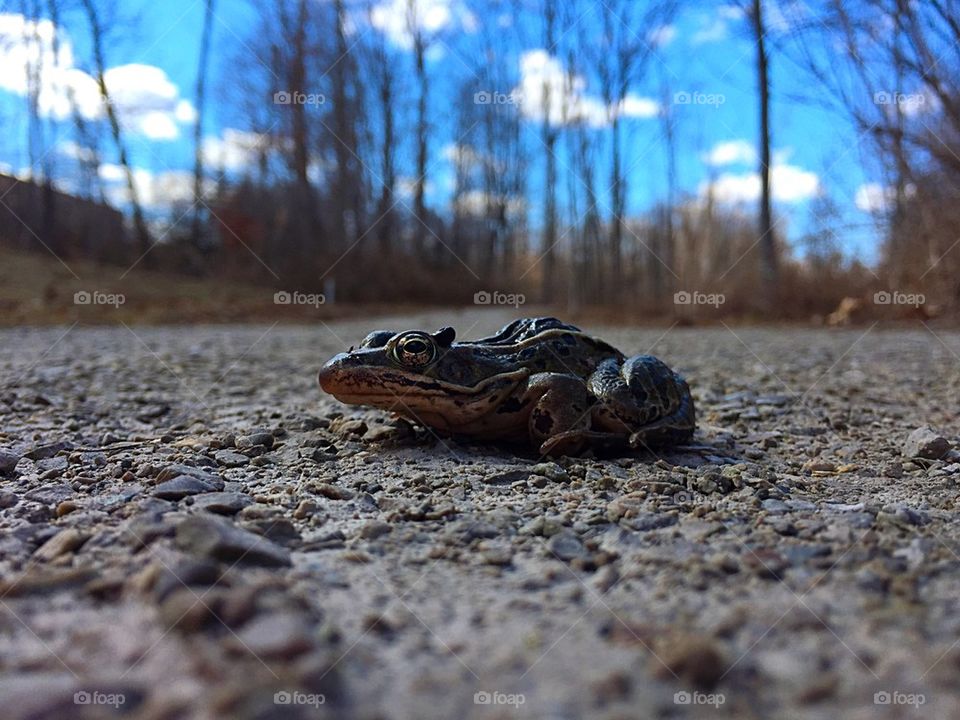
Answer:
top-left (392, 333), bottom-right (436, 367)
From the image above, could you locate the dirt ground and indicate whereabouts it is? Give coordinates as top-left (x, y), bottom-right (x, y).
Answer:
top-left (1, 309), bottom-right (959, 719)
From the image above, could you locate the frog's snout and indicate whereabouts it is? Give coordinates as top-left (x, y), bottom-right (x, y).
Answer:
top-left (318, 353), bottom-right (350, 393)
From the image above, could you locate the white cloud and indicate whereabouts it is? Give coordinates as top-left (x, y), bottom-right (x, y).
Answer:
top-left (0, 14), bottom-right (195, 139)
top-left (202, 129), bottom-right (273, 172)
top-left (58, 140), bottom-right (98, 163)
top-left (98, 164), bottom-right (210, 210)
top-left (854, 182), bottom-right (915, 213)
top-left (369, 0), bottom-right (476, 48)
top-left (700, 163), bottom-right (820, 204)
top-left (691, 18), bottom-right (729, 45)
top-left (454, 189), bottom-right (524, 217)
top-left (704, 140), bottom-right (756, 166)
top-left (649, 25), bottom-right (676, 47)
top-left (515, 50), bottom-right (659, 128)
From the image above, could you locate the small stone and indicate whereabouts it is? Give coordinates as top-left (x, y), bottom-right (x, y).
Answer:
top-left (24, 484), bottom-right (74, 506)
top-left (231, 612), bottom-right (314, 660)
top-left (155, 464), bottom-right (224, 488)
top-left (879, 503), bottom-right (931, 527)
top-left (548, 531), bottom-right (585, 560)
top-left (214, 450), bottom-right (250, 467)
top-left (360, 521), bottom-right (392, 540)
top-left (34, 529), bottom-right (89, 561)
top-left (479, 542), bottom-right (513, 566)
top-left (311, 483), bottom-right (353, 500)
top-left (531, 462), bottom-right (570, 483)
top-left (55, 501), bottom-right (78, 517)
top-left (25, 441), bottom-right (71, 460)
top-left (622, 512), bottom-right (677, 532)
top-left (236, 431), bottom-right (275, 450)
top-left (904, 427), bottom-right (952, 460)
top-left (882, 462), bottom-right (904, 479)
top-left (175, 515), bottom-right (291, 567)
top-left (293, 499), bottom-right (319, 519)
top-left (656, 634), bottom-right (727, 689)
top-left (0, 450), bottom-right (20, 474)
top-left (762, 499), bottom-right (789, 514)
top-left (192, 492), bottom-right (253, 515)
top-left (0, 490), bottom-right (18, 508)
top-left (152, 475), bottom-right (218, 500)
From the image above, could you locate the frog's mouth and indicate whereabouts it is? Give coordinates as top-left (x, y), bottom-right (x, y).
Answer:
top-left (318, 355), bottom-right (527, 422)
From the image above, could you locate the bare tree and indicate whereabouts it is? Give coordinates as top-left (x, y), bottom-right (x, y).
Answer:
top-left (80, 0), bottom-right (151, 256)
top-left (749, 0), bottom-right (778, 308)
top-left (190, 0), bottom-right (216, 248)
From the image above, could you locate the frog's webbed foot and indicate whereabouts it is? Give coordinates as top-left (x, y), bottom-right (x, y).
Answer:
top-left (539, 429), bottom-right (626, 457)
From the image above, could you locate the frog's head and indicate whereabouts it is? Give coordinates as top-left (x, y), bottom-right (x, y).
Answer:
top-left (318, 326), bottom-right (527, 424)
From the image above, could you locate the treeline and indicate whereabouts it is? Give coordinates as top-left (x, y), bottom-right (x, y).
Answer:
top-left (4, 0), bottom-right (960, 318)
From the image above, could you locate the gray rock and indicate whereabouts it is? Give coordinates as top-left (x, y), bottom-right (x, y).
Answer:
top-left (762, 499), bottom-right (789, 514)
top-left (24, 483), bottom-right (75, 505)
top-left (214, 450), bottom-right (250, 467)
top-left (360, 521), bottom-right (392, 540)
top-left (622, 512), bottom-right (678, 532)
top-left (232, 612), bottom-right (313, 659)
top-left (25, 441), bottom-right (71, 460)
top-left (175, 515), bottom-right (291, 567)
top-left (548, 531), bottom-right (585, 560)
top-left (0, 450), bottom-right (19, 474)
top-left (236, 431), bottom-right (274, 450)
top-left (155, 463), bottom-right (224, 488)
top-left (192, 492), bottom-right (253, 515)
top-left (904, 427), bottom-right (952, 460)
top-left (152, 475), bottom-right (219, 500)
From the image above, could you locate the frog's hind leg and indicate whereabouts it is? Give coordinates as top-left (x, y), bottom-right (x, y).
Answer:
top-left (588, 355), bottom-right (696, 449)
top-left (523, 373), bottom-right (605, 456)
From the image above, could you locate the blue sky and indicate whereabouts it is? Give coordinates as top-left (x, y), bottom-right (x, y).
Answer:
top-left (0, 0), bottom-right (888, 262)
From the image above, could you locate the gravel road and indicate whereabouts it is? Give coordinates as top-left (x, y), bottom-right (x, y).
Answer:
top-left (1, 310), bottom-right (959, 720)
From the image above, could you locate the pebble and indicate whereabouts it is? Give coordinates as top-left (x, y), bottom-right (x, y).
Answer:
top-left (34, 529), bottom-right (90, 561)
top-left (152, 475), bottom-right (219, 500)
top-left (548, 531), bottom-right (585, 560)
top-left (214, 450), bottom-right (250, 467)
top-left (0, 450), bottom-right (20, 474)
top-left (904, 427), bottom-right (952, 460)
top-left (192, 492), bottom-right (253, 515)
top-left (0, 490), bottom-right (18, 508)
top-left (230, 612), bottom-right (314, 659)
top-left (236, 431), bottom-right (275, 450)
top-left (175, 515), bottom-right (291, 567)
top-left (360, 521), bottom-right (392, 540)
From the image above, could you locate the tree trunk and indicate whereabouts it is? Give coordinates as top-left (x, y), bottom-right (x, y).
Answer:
top-left (80, 0), bottom-right (151, 258)
top-left (752, 0), bottom-right (777, 308)
top-left (190, 0), bottom-right (216, 249)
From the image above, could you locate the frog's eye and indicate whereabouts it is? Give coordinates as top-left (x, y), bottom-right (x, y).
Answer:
top-left (392, 333), bottom-right (437, 367)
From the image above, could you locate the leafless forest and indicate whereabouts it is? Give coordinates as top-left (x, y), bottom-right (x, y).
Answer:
top-left (2, 0), bottom-right (960, 320)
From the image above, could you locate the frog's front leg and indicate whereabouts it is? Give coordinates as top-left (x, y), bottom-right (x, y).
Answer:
top-left (522, 373), bottom-right (623, 456)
